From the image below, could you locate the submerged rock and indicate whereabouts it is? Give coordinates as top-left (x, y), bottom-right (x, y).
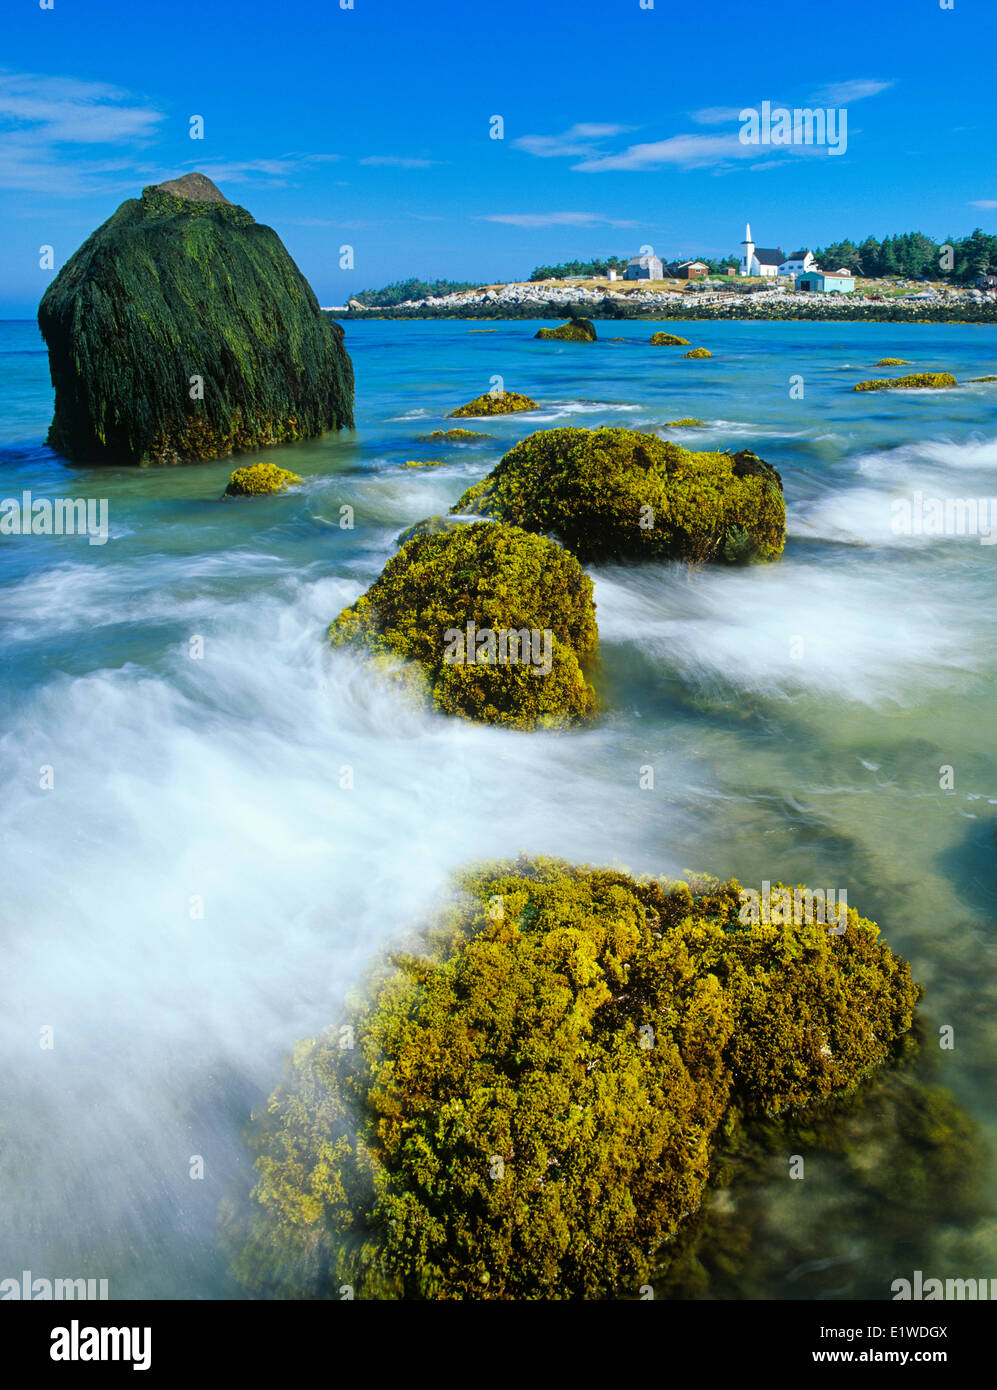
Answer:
top-left (417, 428), bottom-right (492, 441)
top-left (450, 426), bottom-right (786, 565)
top-left (535, 318), bottom-right (597, 342)
top-left (225, 858), bottom-right (919, 1300)
top-left (449, 391), bottom-right (538, 417)
top-left (38, 174), bottom-right (354, 465)
top-left (649, 332), bottom-right (690, 346)
top-left (328, 522), bottom-right (598, 728)
top-left (854, 372), bottom-right (957, 391)
top-left (224, 463), bottom-right (301, 496)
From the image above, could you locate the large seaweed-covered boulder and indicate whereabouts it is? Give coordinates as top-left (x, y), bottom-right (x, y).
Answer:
top-left (38, 173), bottom-right (354, 465)
top-left (451, 426), bottom-right (786, 565)
top-left (328, 522), bottom-right (598, 729)
top-left (535, 318), bottom-right (597, 342)
top-left (224, 857), bottom-right (919, 1300)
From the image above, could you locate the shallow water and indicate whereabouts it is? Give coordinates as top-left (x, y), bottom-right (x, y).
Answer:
top-left (1, 316), bottom-right (995, 1298)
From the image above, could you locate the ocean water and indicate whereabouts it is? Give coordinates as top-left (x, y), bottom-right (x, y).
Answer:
top-left (1, 316), bottom-right (995, 1299)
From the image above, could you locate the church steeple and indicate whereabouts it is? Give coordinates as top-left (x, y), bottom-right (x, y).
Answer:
top-left (740, 220), bottom-right (755, 274)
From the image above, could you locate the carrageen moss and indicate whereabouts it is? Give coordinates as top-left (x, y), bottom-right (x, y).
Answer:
top-left (223, 857), bottom-right (920, 1300)
top-left (450, 426), bottom-right (786, 565)
top-left (650, 332), bottom-right (690, 346)
top-left (449, 391), bottom-right (538, 417)
top-left (327, 522), bottom-right (598, 729)
top-left (224, 462), bottom-right (301, 496)
top-left (535, 319), bottom-right (597, 342)
top-left (854, 372), bottom-right (957, 391)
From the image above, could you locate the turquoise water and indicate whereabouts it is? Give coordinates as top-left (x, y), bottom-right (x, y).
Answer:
top-left (1, 316), bottom-right (995, 1298)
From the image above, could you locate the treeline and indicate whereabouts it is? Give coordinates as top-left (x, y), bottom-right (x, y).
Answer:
top-left (352, 278), bottom-right (476, 306)
top-left (529, 255), bottom-right (739, 281)
top-left (814, 229), bottom-right (996, 281)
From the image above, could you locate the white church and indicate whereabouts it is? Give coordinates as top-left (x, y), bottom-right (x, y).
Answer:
top-left (739, 222), bottom-right (815, 277)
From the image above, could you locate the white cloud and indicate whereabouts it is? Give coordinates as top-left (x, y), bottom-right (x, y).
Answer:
top-left (808, 78), bottom-right (893, 104)
top-left (359, 155), bottom-right (440, 168)
top-left (689, 106), bottom-right (744, 125)
top-left (969, 199), bottom-right (997, 209)
top-left (512, 123), bottom-right (633, 159)
top-left (477, 211), bottom-right (637, 228)
top-left (573, 132), bottom-right (830, 173)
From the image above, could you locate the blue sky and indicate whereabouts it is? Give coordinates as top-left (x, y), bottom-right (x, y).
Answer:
top-left (1, 0), bottom-right (995, 315)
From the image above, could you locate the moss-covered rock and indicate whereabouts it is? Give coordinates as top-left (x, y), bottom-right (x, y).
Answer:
top-left (650, 332), bottom-right (690, 346)
top-left (38, 173), bottom-right (354, 465)
top-left (535, 319), bottom-right (597, 342)
top-left (328, 523), bottom-right (598, 729)
top-left (664, 417), bottom-right (705, 427)
top-left (224, 463), bottom-right (301, 496)
top-left (449, 391), bottom-right (538, 417)
top-left (417, 429), bottom-right (492, 441)
top-left (401, 458), bottom-right (447, 469)
top-left (225, 858), bottom-right (919, 1300)
top-left (450, 426), bottom-right (786, 565)
top-left (854, 372), bottom-right (957, 391)
top-left (968, 375), bottom-right (997, 383)
top-left (874, 357), bottom-right (911, 366)
top-left (683, 347), bottom-right (713, 359)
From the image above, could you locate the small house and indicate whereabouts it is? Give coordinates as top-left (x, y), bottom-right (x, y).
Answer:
top-left (676, 260), bottom-right (709, 279)
top-left (795, 270), bottom-right (855, 294)
top-left (779, 249), bottom-right (815, 276)
top-left (624, 252), bottom-right (664, 281)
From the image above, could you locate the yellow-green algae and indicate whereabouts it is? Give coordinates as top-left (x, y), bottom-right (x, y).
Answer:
top-left (449, 391), bottom-right (538, 417)
top-left (535, 318), bottom-right (597, 342)
top-left (683, 347), bottom-right (713, 359)
top-left (224, 462), bottom-right (301, 496)
top-left (874, 357), bottom-right (912, 366)
top-left (328, 522), bottom-right (598, 729)
top-left (664, 417), bottom-right (705, 427)
top-left (650, 332), bottom-right (691, 346)
top-left (450, 426), bottom-right (786, 565)
top-left (854, 372), bottom-right (957, 391)
top-left (401, 459), bottom-right (447, 469)
top-left (417, 428), bottom-right (492, 441)
top-left (223, 857), bottom-right (920, 1300)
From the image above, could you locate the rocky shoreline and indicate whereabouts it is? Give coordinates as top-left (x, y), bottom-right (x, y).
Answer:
top-left (332, 279), bottom-right (997, 324)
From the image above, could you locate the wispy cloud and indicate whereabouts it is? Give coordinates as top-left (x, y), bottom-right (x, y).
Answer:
top-left (573, 133), bottom-right (831, 173)
top-left (512, 123), bottom-right (633, 159)
top-left (176, 154), bottom-right (340, 187)
top-left (477, 211), bottom-right (637, 228)
top-left (690, 106), bottom-right (744, 126)
top-left (969, 199), bottom-right (997, 209)
top-left (0, 69), bottom-right (166, 193)
top-left (808, 78), bottom-right (893, 104)
top-left (359, 155), bottom-right (440, 168)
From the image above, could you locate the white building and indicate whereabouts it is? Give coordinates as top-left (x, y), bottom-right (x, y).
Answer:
top-left (779, 249), bottom-right (816, 275)
top-left (624, 252), bottom-right (664, 280)
top-left (739, 223), bottom-right (785, 277)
